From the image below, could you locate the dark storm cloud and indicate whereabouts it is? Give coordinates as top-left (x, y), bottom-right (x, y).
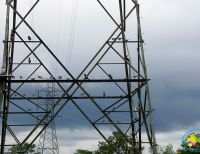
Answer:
top-left (140, 0), bottom-right (200, 131)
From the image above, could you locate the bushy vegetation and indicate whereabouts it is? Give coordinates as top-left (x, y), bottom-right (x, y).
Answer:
top-left (74, 131), bottom-right (200, 154)
top-left (9, 143), bottom-right (39, 154)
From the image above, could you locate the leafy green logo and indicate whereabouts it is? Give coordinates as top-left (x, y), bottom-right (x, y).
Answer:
top-left (182, 129), bottom-right (200, 152)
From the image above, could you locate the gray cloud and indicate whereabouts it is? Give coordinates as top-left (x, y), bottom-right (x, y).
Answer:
top-left (0, 1), bottom-right (200, 151)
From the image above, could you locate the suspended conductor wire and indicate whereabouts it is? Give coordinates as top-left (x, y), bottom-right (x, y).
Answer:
top-left (66, 0), bottom-right (79, 67)
top-left (29, 0), bottom-right (35, 62)
top-left (66, 0), bottom-right (78, 66)
top-left (30, 0), bottom-right (35, 33)
top-left (55, 0), bottom-right (62, 75)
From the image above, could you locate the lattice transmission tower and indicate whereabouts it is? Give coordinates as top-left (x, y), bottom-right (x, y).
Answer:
top-left (37, 79), bottom-right (59, 154)
top-left (0, 0), bottom-right (157, 153)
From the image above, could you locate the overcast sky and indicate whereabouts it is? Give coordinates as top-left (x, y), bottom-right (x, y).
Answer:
top-left (0, 0), bottom-right (200, 153)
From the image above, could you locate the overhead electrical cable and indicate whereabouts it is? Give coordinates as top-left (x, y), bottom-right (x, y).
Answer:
top-left (66, 0), bottom-right (79, 67)
top-left (55, 0), bottom-right (62, 74)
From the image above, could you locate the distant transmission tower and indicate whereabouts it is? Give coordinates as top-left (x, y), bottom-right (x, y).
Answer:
top-left (37, 79), bottom-right (59, 154)
top-left (0, 0), bottom-right (157, 154)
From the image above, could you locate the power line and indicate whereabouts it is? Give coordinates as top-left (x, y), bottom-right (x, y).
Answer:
top-left (66, 0), bottom-right (79, 67)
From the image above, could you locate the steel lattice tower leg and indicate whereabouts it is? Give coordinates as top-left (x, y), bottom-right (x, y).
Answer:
top-left (0, 0), bottom-right (157, 153)
top-left (37, 81), bottom-right (59, 154)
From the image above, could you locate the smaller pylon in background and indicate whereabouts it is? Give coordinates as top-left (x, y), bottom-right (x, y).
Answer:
top-left (37, 79), bottom-right (59, 154)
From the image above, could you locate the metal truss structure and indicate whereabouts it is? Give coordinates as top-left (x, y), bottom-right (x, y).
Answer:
top-left (37, 80), bottom-right (59, 154)
top-left (0, 0), bottom-right (157, 153)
